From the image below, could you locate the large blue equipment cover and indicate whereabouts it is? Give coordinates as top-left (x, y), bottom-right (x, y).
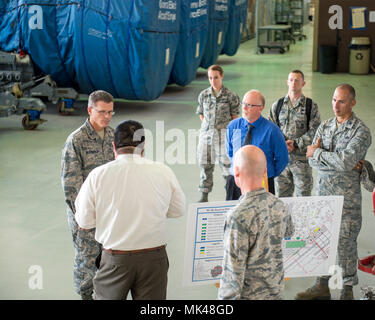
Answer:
top-left (221, 0), bottom-right (248, 56)
top-left (0, 0), bottom-right (180, 100)
top-left (0, 0), bottom-right (75, 86)
top-left (200, 0), bottom-right (229, 69)
top-left (0, 0), bottom-right (247, 100)
top-left (170, 0), bottom-right (208, 86)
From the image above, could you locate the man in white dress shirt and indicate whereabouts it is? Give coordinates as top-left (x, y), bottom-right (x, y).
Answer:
top-left (75, 120), bottom-right (186, 300)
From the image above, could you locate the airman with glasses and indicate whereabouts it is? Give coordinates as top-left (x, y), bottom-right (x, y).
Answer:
top-left (61, 90), bottom-right (116, 300)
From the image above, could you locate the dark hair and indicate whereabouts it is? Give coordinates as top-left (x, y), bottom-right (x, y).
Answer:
top-left (208, 64), bottom-right (224, 76)
top-left (290, 69), bottom-right (305, 80)
top-left (114, 120), bottom-right (145, 149)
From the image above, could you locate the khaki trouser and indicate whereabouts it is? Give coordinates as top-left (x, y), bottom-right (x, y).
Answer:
top-left (93, 246), bottom-right (169, 300)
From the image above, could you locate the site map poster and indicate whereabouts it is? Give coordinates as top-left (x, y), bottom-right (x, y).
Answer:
top-left (183, 196), bottom-right (343, 286)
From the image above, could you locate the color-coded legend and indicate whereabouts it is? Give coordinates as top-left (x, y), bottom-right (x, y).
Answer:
top-left (196, 212), bottom-right (226, 243)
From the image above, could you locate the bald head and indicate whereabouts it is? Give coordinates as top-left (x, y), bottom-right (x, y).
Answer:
top-left (242, 90), bottom-right (265, 123)
top-left (336, 83), bottom-right (356, 100)
top-left (243, 90), bottom-right (265, 106)
top-left (234, 145), bottom-right (267, 179)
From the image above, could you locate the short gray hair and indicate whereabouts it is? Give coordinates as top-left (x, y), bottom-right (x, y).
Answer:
top-left (88, 90), bottom-right (114, 107)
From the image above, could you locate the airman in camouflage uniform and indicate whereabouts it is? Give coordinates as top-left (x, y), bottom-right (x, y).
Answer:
top-left (269, 70), bottom-right (321, 197)
top-left (61, 90), bottom-right (115, 300)
top-left (196, 65), bottom-right (240, 202)
top-left (218, 145), bottom-right (294, 300)
top-left (296, 84), bottom-right (372, 300)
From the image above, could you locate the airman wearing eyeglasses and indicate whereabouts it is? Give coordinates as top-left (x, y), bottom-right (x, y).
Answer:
top-left (61, 90), bottom-right (115, 300)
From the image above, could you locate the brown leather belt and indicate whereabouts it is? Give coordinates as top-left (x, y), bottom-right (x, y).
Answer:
top-left (103, 245), bottom-right (166, 255)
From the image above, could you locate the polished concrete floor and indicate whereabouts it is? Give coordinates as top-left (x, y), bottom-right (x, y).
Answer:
top-left (1, 24), bottom-right (375, 300)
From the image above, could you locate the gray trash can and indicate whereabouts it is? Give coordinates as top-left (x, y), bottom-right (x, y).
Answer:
top-left (349, 37), bottom-right (371, 75)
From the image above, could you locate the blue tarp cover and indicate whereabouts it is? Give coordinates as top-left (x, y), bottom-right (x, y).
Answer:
top-left (170, 0), bottom-right (208, 86)
top-left (200, 0), bottom-right (229, 69)
top-left (222, 0), bottom-right (248, 56)
top-left (0, 0), bottom-right (247, 100)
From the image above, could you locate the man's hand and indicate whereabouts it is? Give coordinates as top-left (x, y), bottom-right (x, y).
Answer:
top-left (286, 140), bottom-right (295, 153)
top-left (353, 159), bottom-right (364, 170)
top-left (306, 137), bottom-right (321, 159)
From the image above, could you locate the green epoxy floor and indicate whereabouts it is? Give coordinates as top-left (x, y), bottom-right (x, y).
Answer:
top-left (1, 24), bottom-right (375, 300)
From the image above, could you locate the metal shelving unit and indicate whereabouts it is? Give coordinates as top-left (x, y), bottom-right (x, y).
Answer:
top-left (274, 0), bottom-right (295, 45)
top-left (290, 0), bottom-right (307, 40)
top-left (256, 0), bottom-right (292, 54)
top-left (275, 0), bottom-right (291, 24)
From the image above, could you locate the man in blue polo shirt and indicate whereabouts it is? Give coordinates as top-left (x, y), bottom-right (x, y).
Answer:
top-left (225, 90), bottom-right (289, 199)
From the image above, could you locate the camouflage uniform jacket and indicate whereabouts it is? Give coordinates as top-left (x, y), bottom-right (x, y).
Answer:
top-left (218, 188), bottom-right (294, 300)
top-left (269, 94), bottom-right (321, 161)
top-left (196, 86), bottom-right (240, 143)
top-left (61, 118), bottom-right (115, 213)
top-left (308, 113), bottom-right (372, 212)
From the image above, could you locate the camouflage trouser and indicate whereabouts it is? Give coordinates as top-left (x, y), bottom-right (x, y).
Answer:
top-left (275, 159), bottom-right (313, 197)
top-left (197, 133), bottom-right (230, 194)
top-left (321, 211), bottom-right (362, 287)
top-left (67, 208), bottom-right (101, 296)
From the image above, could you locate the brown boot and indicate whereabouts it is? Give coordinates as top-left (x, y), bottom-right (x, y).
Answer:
top-left (295, 278), bottom-right (331, 300)
top-left (198, 192), bottom-right (208, 203)
top-left (339, 285), bottom-right (354, 300)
